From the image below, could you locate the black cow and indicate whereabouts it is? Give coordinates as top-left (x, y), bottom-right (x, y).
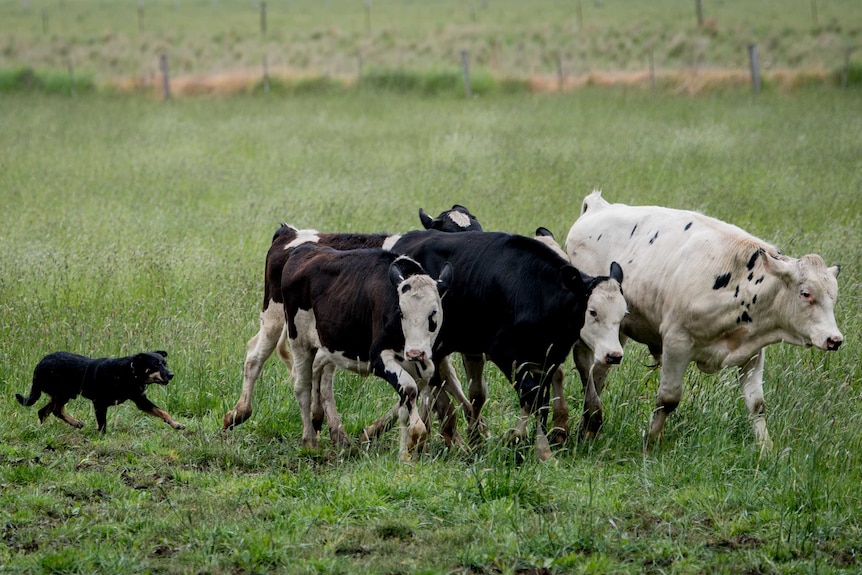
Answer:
top-left (380, 230), bottom-right (622, 460)
top-left (282, 244), bottom-right (452, 459)
top-left (222, 205), bottom-right (482, 434)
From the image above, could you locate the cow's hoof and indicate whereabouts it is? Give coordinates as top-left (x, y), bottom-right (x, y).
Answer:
top-left (547, 426), bottom-right (568, 445)
top-left (329, 427), bottom-right (353, 448)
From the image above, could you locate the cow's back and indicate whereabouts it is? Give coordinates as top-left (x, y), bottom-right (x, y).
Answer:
top-left (565, 192), bottom-right (778, 347)
top-left (393, 230), bottom-right (583, 364)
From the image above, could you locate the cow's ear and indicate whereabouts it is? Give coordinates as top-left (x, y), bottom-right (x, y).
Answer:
top-left (535, 226), bottom-right (554, 238)
top-left (562, 265), bottom-right (585, 294)
top-left (763, 254), bottom-right (796, 282)
top-left (389, 261), bottom-right (406, 287)
top-left (609, 261), bottom-right (624, 285)
top-left (828, 264), bottom-right (840, 279)
top-left (437, 262), bottom-right (454, 296)
top-left (419, 208), bottom-right (434, 230)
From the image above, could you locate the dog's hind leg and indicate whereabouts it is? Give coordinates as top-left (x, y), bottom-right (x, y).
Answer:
top-left (223, 303), bottom-right (285, 429)
top-left (132, 396), bottom-right (185, 430)
top-left (38, 400), bottom-right (55, 423)
top-left (94, 402), bottom-right (109, 432)
top-left (53, 400), bottom-right (83, 428)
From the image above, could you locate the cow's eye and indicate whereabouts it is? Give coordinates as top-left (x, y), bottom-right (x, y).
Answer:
top-left (800, 290), bottom-right (814, 303)
top-left (589, 309), bottom-right (598, 320)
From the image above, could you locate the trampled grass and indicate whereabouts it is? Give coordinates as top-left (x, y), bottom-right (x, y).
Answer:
top-left (0, 88), bottom-right (861, 573)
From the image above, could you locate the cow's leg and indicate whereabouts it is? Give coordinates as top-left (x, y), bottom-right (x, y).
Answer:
top-left (648, 344), bottom-right (691, 446)
top-left (547, 365), bottom-right (569, 444)
top-left (463, 355), bottom-right (489, 443)
top-left (738, 349), bottom-right (772, 452)
top-left (312, 354), bottom-right (351, 448)
top-left (223, 303), bottom-right (285, 429)
top-left (290, 341), bottom-right (319, 450)
top-left (433, 355), bottom-right (468, 448)
top-left (377, 352), bottom-right (427, 461)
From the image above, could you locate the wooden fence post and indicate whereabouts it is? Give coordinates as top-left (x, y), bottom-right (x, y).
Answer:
top-left (695, 0), bottom-right (703, 27)
top-left (159, 54), bottom-right (171, 100)
top-left (461, 50), bottom-right (471, 99)
top-left (810, 0), bottom-right (818, 27)
top-left (576, 0), bottom-right (583, 31)
top-left (137, 1), bottom-right (145, 33)
top-left (364, 0), bottom-right (371, 34)
top-left (41, 9), bottom-right (48, 35)
top-left (748, 44), bottom-right (760, 94)
top-left (260, 1), bottom-right (267, 36)
top-left (262, 54), bottom-right (269, 94)
top-left (357, 51), bottom-right (363, 87)
top-left (649, 48), bottom-right (655, 90)
top-left (68, 57), bottom-right (75, 97)
top-left (841, 46), bottom-right (852, 89)
top-left (556, 51), bottom-right (564, 92)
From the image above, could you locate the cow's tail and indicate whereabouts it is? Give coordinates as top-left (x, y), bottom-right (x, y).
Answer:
top-left (581, 189), bottom-right (608, 216)
top-left (16, 382), bottom-right (41, 407)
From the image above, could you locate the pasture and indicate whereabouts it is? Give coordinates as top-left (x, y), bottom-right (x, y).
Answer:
top-left (0, 87), bottom-right (861, 574)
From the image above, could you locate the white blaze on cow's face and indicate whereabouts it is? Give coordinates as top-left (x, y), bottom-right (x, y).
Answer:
top-left (579, 279), bottom-right (627, 365)
top-left (770, 254), bottom-right (843, 351)
top-left (395, 274), bottom-right (444, 362)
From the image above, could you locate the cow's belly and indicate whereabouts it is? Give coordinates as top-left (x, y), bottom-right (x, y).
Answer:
top-left (320, 349), bottom-right (372, 375)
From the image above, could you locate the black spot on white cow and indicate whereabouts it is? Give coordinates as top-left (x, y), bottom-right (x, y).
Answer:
top-left (282, 244), bottom-right (452, 460)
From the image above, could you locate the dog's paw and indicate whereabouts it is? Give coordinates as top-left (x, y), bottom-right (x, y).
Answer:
top-left (172, 422), bottom-right (186, 430)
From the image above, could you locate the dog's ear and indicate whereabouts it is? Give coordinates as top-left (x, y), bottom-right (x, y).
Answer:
top-left (154, 350), bottom-right (168, 358)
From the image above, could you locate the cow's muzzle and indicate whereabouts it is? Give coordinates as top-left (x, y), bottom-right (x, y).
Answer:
top-left (825, 336), bottom-right (843, 351)
top-left (604, 352), bottom-right (623, 365)
top-left (405, 349), bottom-right (428, 362)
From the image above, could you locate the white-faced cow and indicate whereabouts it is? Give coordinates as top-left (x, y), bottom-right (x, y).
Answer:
top-left (282, 243), bottom-right (453, 460)
top-left (384, 229), bottom-right (624, 461)
top-left (565, 190), bottom-right (843, 450)
top-left (222, 205), bottom-right (481, 436)
top-left (533, 227), bottom-right (627, 442)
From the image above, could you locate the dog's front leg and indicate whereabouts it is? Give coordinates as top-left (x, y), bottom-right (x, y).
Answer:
top-left (132, 395), bottom-right (185, 430)
top-left (93, 402), bottom-right (109, 432)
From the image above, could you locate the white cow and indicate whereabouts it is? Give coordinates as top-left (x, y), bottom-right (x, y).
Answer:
top-left (565, 191), bottom-right (843, 450)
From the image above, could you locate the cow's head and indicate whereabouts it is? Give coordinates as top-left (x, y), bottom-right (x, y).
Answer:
top-left (389, 256), bottom-right (454, 363)
top-left (579, 262), bottom-right (627, 366)
top-left (419, 205), bottom-right (483, 232)
top-left (765, 253), bottom-right (843, 351)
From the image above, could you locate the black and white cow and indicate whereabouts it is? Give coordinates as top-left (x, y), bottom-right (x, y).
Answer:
top-left (222, 205), bottom-right (482, 434)
top-left (383, 229), bottom-right (624, 460)
top-left (282, 244), bottom-right (453, 460)
top-left (565, 191), bottom-right (843, 450)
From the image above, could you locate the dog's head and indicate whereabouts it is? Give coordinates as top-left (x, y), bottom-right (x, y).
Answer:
top-left (131, 350), bottom-right (174, 385)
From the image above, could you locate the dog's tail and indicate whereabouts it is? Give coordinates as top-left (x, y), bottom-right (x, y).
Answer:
top-left (16, 385), bottom-right (41, 407)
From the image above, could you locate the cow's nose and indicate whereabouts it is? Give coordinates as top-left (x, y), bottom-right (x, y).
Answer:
top-left (826, 337), bottom-right (843, 351)
top-left (405, 349), bottom-right (427, 361)
top-left (605, 352), bottom-right (623, 365)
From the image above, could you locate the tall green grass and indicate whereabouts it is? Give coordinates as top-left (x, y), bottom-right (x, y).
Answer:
top-left (0, 89), bottom-right (860, 573)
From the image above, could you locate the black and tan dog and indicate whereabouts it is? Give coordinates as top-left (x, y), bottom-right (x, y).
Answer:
top-left (16, 350), bottom-right (185, 433)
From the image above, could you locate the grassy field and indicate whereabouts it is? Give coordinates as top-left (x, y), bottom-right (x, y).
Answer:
top-left (0, 87), bottom-right (861, 573)
top-left (1, 0), bottom-right (860, 87)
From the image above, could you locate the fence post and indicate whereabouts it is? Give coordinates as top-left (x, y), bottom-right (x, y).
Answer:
top-left (364, 0), bottom-right (371, 34)
top-left (262, 54), bottom-right (269, 94)
top-left (556, 51), bottom-right (564, 92)
top-left (461, 50), bottom-right (471, 99)
top-left (576, 0), bottom-right (583, 30)
top-left (841, 46), bottom-right (852, 89)
top-left (260, 1), bottom-right (266, 36)
top-left (68, 57), bottom-right (75, 97)
top-left (137, 1), bottom-right (145, 33)
top-left (695, 0), bottom-right (703, 27)
top-left (649, 47), bottom-right (655, 90)
top-left (748, 44), bottom-right (760, 94)
top-left (357, 50), bottom-right (363, 87)
top-left (41, 9), bottom-right (48, 35)
top-left (810, 0), bottom-right (818, 27)
top-left (159, 54), bottom-right (171, 100)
